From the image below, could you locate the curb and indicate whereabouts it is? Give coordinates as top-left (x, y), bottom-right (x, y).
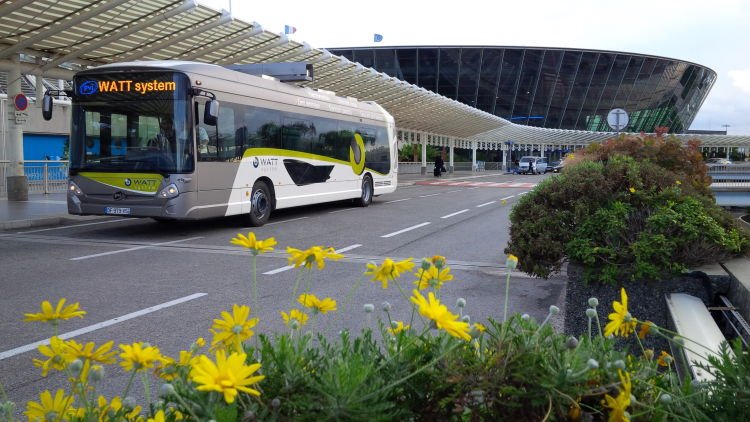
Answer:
top-left (0, 215), bottom-right (110, 231)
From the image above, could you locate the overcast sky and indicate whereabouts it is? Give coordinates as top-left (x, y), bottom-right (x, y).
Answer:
top-left (203, 0), bottom-right (750, 135)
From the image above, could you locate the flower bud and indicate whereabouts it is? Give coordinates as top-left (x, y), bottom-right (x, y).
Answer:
top-left (242, 410), bottom-right (256, 421)
top-left (290, 320), bottom-right (300, 330)
top-left (623, 312), bottom-right (633, 322)
top-left (160, 383), bottom-right (175, 397)
top-left (565, 336), bottom-right (578, 350)
top-left (585, 308), bottom-right (597, 318)
top-left (421, 259), bottom-right (432, 270)
top-left (456, 298), bottom-right (467, 308)
top-left (461, 315), bottom-right (471, 323)
top-left (381, 302), bottom-right (391, 312)
top-left (549, 305), bottom-right (560, 315)
top-left (363, 304), bottom-right (375, 313)
top-left (521, 313), bottom-right (530, 320)
top-left (614, 360), bottom-right (626, 370)
top-left (644, 349), bottom-right (654, 360)
top-left (588, 297), bottom-right (599, 308)
top-left (587, 358), bottom-right (599, 369)
top-left (673, 336), bottom-right (685, 346)
top-left (69, 359), bottom-right (83, 374)
top-left (659, 393), bottom-right (672, 404)
top-left (123, 397), bottom-right (137, 409)
top-left (90, 365), bottom-right (104, 382)
top-left (271, 398), bottom-right (281, 408)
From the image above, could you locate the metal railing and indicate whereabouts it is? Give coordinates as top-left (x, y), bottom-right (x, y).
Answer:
top-left (0, 160), bottom-right (69, 197)
top-left (397, 161), bottom-right (503, 173)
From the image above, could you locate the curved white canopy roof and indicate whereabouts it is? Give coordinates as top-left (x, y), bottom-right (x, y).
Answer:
top-left (1, 0), bottom-right (747, 147)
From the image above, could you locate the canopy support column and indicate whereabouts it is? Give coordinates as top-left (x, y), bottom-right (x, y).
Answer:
top-left (6, 54), bottom-right (27, 201)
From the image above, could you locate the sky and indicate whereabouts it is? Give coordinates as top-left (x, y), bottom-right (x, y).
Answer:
top-left (202, 0), bottom-right (750, 135)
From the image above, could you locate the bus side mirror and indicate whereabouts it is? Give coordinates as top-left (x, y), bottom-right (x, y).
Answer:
top-left (42, 94), bottom-right (54, 121)
top-left (204, 100), bottom-right (219, 126)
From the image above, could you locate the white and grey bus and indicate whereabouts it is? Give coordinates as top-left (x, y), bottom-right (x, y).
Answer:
top-left (44, 61), bottom-right (397, 225)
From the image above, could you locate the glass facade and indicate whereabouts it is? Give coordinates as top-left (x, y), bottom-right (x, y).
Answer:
top-left (330, 47), bottom-right (716, 134)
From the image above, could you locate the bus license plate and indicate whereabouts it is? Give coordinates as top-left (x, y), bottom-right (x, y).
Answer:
top-left (105, 207), bottom-right (131, 215)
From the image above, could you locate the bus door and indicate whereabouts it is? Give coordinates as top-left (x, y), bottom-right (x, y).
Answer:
top-left (194, 101), bottom-right (250, 216)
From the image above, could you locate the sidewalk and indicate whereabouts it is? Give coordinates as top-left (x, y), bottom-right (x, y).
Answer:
top-left (0, 170), bottom-right (506, 230)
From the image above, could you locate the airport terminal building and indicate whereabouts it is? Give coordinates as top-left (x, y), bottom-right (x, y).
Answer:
top-left (328, 46), bottom-right (716, 135)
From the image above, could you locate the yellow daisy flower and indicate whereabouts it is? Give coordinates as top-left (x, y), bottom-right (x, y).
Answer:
top-left (387, 321), bottom-right (410, 335)
top-left (657, 351), bottom-right (672, 367)
top-left (230, 232), bottom-right (276, 255)
top-left (410, 290), bottom-right (471, 340)
top-left (190, 350), bottom-right (265, 404)
top-left (628, 187), bottom-right (636, 193)
top-left (602, 370), bottom-right (632, 422)
top-left (24, 298), bottom-right (86, 323)
top-left (96, 396), bottom-right (142, 421)
top-left (148, 409), bottom-right (166, 422)
top-left (119, 342), bottom-right (164, 372)
top-left (280, 309), bottom-right (309, 327)
top-left (297, 293), bottom-right (337, 314)
top-left (506, 254), bottom-right (519, 269)
top-left (24, 389), bottom-right (74, 422)
top-left (210, 304), bottom-right (259, 352)
top-left (66, 339), bottom-right (117, 365)
top-left (286, 245), bottom-right (344, 270)
top-left (414, 265), bottom-right (454, 290)
top-left (364, 258), bottom-right (415, 289)
top-left (604, 288), bottom-right (637, 337)
top-left (33, 336), bottom-right (74, 377)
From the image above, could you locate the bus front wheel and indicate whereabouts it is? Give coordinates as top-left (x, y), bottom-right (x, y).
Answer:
top-left (249, 181), bottom-right (272, 226)
top-left (355, 175), bottom-right (373, 207)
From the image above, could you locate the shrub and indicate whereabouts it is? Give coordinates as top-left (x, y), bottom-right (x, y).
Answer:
top-left (505, 134), bottom-right (750, 282)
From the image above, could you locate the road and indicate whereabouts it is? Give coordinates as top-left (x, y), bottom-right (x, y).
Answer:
top-left (0, 172), bottom-right (566, 412)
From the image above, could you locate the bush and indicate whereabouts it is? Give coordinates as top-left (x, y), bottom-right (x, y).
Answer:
top-left (505, 134), bottom-right (750, 282)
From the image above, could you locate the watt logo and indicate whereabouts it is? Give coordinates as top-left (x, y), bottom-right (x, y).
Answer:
top-left (79, 81), bottom-right (99, 95)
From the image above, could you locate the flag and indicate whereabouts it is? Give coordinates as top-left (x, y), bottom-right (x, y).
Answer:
top-left (284, 25), bottom-right (297, 35)
top-left (373, 33), bottom-right (383, 42)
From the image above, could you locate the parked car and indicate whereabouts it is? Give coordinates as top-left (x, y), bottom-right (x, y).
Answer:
top-left (706, 158), bottom-right (732, 165)
top-left (518, 156), bottom-right (547, 174)
top-left (546, 160), bottom-right (565, 173)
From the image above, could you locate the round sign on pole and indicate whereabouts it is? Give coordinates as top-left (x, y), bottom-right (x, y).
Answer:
top-left (14, 93), bottom-right (29, 111)
top-left (607, 108), bottom-right (629, 131)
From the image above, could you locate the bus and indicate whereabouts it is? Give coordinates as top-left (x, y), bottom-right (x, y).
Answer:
top-left (44, 61), bottom-right (398, 226)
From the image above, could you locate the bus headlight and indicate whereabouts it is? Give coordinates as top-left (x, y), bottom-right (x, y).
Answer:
top-left (68, 181), bottom-right (83, 196)
top-left (158, 183), bottom-right (180, 199)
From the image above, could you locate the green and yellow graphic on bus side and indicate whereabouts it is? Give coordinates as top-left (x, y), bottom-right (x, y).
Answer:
top-left (79, 172), bottom-right (163, 194)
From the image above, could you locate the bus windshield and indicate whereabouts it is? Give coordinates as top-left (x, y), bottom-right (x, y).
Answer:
top-left (69, 72), bottom-right (193, 174)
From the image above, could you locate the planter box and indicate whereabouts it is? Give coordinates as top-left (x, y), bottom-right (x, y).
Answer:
top-left (564, 262), bottom-right (727, 353)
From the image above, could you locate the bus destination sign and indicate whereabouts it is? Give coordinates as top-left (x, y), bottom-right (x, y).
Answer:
top-left (78, 79), bottom-right (177, 96)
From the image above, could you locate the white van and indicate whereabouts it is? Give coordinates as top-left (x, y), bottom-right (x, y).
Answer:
top-left (519, 156), bottom-right (547, 174)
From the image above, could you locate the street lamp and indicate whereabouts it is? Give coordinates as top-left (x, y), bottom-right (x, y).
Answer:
top-left (722, 124), bottom-right (731, 135)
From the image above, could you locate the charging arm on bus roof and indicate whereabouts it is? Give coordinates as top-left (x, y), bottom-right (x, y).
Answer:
top-left (225, 62), bottom-right (313, 82)
top-left (42, 89), bottom-right (72, 121)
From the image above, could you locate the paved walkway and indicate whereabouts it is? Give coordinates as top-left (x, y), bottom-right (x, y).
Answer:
top-left (0, 170), bottom-right (507, 230)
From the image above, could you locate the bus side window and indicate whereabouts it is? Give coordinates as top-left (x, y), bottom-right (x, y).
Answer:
top-left (217, 106), bottom-right (236, 161)
top-left (197, 102), bottom-right (218, 161)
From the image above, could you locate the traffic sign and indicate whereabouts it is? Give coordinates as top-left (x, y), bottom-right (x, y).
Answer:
top-left (14, 93), bottom-right (28, 111)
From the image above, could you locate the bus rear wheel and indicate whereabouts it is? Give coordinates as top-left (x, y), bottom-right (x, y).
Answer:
top-left (249, 181), bottom-right (272, 226)
top-left (355, 175), bottom-right (373, 207)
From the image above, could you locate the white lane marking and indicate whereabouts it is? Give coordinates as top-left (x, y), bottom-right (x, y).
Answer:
top-left (381, 222), bottom-right (431, 238)
top-left (263, 265), bottom-right (295, 275)
top-left (70, 237), bottom-right (203, 261)
top-left (500, 195), bottom-right (515, 201)
top-left (329, 207), bottom-right (358, 214)
top-left (335, 244), bottom-right (362, 253)
top-left (264, 244), bottom-right (362, 275)
top-left (265, 216), bottom-right (309, 226)
top-left (0, 293), bottom-right (207, 361)
top-left (476, 201), bottom-right (496, 208)
top-left (441, 209), bottom-right (470, 219)
top-left (518, 191), bottom-right (529, 196)
top-left (384, 198), bottom-right (411, 204)
top-left (18, 218), bottom-right (133, 234)
top-left (445, 189), bottom-right (463, 193)
top-left (418, 193), bottom-right (442, 198)
top-left (466, 187), bottom-right (480, 190)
